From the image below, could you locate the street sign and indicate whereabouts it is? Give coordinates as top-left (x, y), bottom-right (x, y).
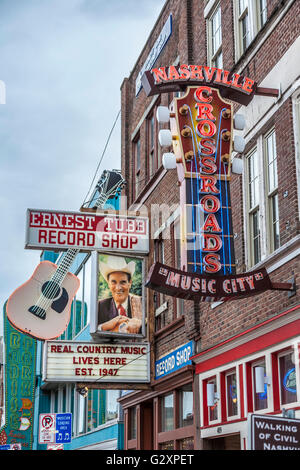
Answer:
top-left (47, 444), bottom-right (64, 450)
top-left (39, 413), bottom-right (72, 445)
top-left (249, 414), bottom-right (300, 450)
top-left (55, 413), bottom-right (72, 444)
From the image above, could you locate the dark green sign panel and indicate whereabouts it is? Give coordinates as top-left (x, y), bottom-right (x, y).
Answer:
top-left (0, 302), bottom-right (36, 450)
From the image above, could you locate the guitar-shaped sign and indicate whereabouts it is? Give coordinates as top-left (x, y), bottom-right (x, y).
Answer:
top-left (6, 170), bottom-right (125, 340)
top-left (168, 85), bottom-right (237, 277)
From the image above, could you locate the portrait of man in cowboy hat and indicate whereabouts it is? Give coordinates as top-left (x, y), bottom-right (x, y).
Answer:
top-left (97, 254), bottom-right (143, 334)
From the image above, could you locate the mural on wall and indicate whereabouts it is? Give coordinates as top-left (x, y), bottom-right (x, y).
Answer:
top-left (0, 302), bottom-right (36, 450)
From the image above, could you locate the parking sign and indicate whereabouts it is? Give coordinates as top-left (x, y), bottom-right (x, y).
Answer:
top-left (39, 413), bottom-right (72, 445)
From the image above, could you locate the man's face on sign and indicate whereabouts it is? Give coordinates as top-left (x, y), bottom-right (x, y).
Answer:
top-left (107, 271), bottom-right (132, 305)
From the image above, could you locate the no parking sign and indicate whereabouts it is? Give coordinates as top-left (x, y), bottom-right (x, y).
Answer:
top-left (39, 413), bottom-right (72, 444)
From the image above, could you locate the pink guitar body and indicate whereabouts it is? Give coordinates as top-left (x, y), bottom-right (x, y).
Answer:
top-left (6, 261), bottom-right (80, 340)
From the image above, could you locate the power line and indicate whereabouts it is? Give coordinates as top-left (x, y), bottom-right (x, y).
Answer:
top-left (82, 109), bottom-right (121, 206)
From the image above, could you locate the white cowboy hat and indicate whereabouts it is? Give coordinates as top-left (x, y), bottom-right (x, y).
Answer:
top-left (99, 255), bottom-right (136, 282)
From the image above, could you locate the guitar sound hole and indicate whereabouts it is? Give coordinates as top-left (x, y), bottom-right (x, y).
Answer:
top-left (41, 281), bottom-right (61, 299)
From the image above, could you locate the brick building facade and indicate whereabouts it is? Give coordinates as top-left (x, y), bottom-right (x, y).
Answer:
top-left (119, 0), bottom-right (300, 450)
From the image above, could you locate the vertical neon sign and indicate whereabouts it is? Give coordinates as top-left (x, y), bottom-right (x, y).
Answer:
top-left (172, 86), bottom-right (235, 276)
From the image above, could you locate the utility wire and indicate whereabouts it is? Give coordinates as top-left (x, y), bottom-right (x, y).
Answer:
top-left (82, 109), bottom-right (121, 206)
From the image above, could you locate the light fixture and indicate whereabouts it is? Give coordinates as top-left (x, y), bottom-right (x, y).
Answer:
top-left (158, 129), bottom-right (173, 147)
top-left (255, 367), bottom-right (270, 394)
top-left (162, 152), bottom-right (177, 170)
top-left (233, 135), bottom-right (246, 153)
top-left (76, 385), bottom-right (89, 398)
top-left (231, 157), bottom-right (244, 174)
top-left (207, 383), bottom-right (219, 407)
top-left (234, 113), bottom-right (246, 131)
top-left (156, 106), bottom-right (170, 123)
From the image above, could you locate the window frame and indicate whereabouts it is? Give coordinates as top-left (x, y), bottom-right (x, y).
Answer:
top-left (207, 3), bottom-right (223, 68)
top-left (252, 359), bottom-right (269, 412)
top-left (264, 129), bottom-right (280, 253)
top-left (244, 129), bottom-right (280, 268)
top-left (234, 0), bottom-right (268, 60)
top-left (133, 135), bottom-right (141, 201)
top-left (225, 369), bottom-right (239, 419)
top-left (277, 349), bottom-right (298, 407)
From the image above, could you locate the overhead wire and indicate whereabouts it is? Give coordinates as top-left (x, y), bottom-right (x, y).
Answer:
top-left (82, 108), bottom-right (121, 207)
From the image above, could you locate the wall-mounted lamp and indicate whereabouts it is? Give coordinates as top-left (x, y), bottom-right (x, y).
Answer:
top-left (156, 105), bottom-right (170, 123)
top-left (231, 157), bottom-right (244, 174)
top-left (162, 152), bottom-right (177, 170)
top-left (234, 113), bottom-right (246, 131)
top-left (158, 129), bottom-right (173, 147)
top-left (255, 367), bottom-right (271, 394)
top-left (207, 383), bottom-right (219, 407)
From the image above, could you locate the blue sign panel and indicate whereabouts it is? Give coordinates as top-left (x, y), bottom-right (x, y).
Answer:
top-left (55, 413), bottom-right (72, 444)
top-left (155, 341), bottom-right (194, 380)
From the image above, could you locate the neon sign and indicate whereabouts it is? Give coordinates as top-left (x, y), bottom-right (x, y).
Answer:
top-left (142, 64), bottom-right (294, 301)
top-left (283, 368), bottom-right (297, 394)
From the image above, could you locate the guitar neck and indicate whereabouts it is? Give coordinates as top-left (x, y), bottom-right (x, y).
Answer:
top-left (51, 192), bottom-right (109, 285)
top-left (181, 176), bottom-right (235, 276)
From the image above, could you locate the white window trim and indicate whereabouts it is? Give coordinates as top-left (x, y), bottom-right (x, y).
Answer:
top-left (206, 2), bottom-right (222, 68)
top-left (244, 128), bottom-right (280, 269)
top-left (252, 359), bottom-right (269, 413)
top-left (208, 376), bottom-right (220, 424)
top-left (225, 368), bottom-right (240, 421)
top-left (277, 348), bottom-right (299, 407)
top-left (233, 0), bottom-right (267, 61)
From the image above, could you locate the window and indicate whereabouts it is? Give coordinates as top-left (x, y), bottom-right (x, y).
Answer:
top-left (245, 130), bottom-right (280, 267)
top-left (87, 389), bottom-right (99, 432)
top-left (129, 407), bottom-right (137, 440)
top-left (265, 130), bottom-right (280, 252)
top-left (257, 0), bottom-right (267, 30)
top-left (105, 389), bottom-right (120, 422)
top-left (247, 148), bottom-right (261, 265)
top-left (253, 362), bottom-right (268, 411)
top-left (158, 385), bottom-right (194, 449)
top-left (161, 393), bottom-right (174, 432)
top-left (279, 351), bottom-right (297, 405)
top-left (207, 4), bottom-right (222, 68)
top-left (148, 113), bottom-right (155, 178)
top-left (235, 0), bottom-right (267, 58)
top-left (226, 371), bottom-right (238, 417)
top-left (208, 378), bottom-right (218, 422)
top-left (179, 384), bottom-right (193, 427)
top-left (238, 0), bottom-right (250, 54)
top-left (134, 136), bottom-right (141, 200)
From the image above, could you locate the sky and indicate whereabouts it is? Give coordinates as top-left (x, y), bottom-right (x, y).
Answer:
top-left (0, 0), bottom-right (166, 335)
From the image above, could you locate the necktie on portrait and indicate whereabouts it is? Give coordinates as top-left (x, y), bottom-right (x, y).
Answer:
top-left (118, 304), bottom-right (127, 316)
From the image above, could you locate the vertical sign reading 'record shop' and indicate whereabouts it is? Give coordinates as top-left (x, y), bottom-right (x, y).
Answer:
top-left (0, 302), bottom-right (36, 449)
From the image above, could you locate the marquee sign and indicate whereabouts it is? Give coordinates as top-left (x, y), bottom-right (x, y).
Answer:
top-left (25, 209), bottom-right (149, 255)
top-left (42, 340), bottom-right (150, 385)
